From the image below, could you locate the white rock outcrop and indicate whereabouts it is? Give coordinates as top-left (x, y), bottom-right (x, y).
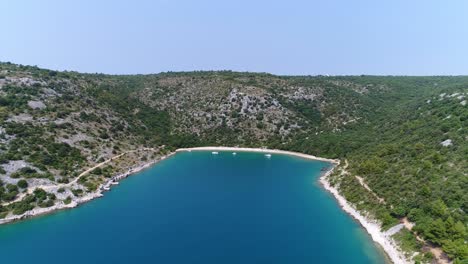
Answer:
top-left (27, 100), bottom-right (46, 109)
top-left (440, 139), bottom-right (453, 147)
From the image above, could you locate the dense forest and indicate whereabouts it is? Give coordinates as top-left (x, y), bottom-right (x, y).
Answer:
top-left (0, 62), bottom-right (466, 263)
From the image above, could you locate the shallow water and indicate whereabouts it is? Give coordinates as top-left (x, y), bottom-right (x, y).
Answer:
top-left (0, 151), bottom-right (387, 263)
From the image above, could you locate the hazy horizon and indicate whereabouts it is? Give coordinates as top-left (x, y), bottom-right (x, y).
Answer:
top-left (4, 61), bottom-right (468, 77)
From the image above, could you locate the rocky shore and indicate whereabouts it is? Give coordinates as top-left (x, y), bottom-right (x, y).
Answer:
top-left (0, 152), bottom-right (176, 225)
top-left (320, 170), bottom-right (409, 264)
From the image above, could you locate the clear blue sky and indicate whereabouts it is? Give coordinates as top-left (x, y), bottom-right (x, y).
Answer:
top-left (1, 0), bottom-right (467, 75)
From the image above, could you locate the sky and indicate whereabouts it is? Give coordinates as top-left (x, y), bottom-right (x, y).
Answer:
top-left (1, 0), bottom-right (467, 75)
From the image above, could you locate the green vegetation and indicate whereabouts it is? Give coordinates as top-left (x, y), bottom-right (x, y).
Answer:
top-left (393, 229), bottom-right (423, 254)
top-left (63, 196), bottom-right (72, 205)
top-left (5, 188), bottom-right (56, 215)
top-left (392, 229), bottom-right (434, 263)
top-left (17, 179), bottom-right (28, 189)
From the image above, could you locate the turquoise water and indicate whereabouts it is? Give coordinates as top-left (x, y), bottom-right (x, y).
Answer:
top-left (0, 151), bottom-right (387, 263)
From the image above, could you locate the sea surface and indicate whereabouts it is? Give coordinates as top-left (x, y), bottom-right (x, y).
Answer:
top-left (0, 151), bottom-right (388, 263)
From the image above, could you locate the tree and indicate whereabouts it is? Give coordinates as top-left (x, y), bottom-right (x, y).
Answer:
top-left (430, 199), bottom-right (448, 218)
top-left (445, 217), bottom-right (467, 240)
top-left (17, 180), bottom-right (28, 189)
top-left (425, 218), bottom-right (447, 244)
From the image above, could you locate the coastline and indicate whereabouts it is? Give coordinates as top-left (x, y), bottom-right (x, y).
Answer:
top-left (319, 170), bottom-right (409, 264)
top-left (0, 152), bottom-right (176, 225)
top-left (176, 146), bottom-right (340, 165)
top-left (0, 146), bottom-right (407, 264)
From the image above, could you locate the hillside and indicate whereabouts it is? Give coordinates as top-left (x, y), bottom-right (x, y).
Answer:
top-left (0, 62), bottom-right (466, 263)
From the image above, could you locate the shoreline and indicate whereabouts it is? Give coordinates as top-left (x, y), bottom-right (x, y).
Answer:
top-left (0, 146), bottom-right (407, 264)
top-left (319, 170), bottom-right (409, 264)
top-left (0, 152), bottom-right (176, 225)
top-left (176, 146), bottom-right (340, 165)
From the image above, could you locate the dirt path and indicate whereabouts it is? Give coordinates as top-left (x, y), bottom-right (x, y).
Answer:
top-left (338, 161), bottom-right (451, 264)
top-left (340, 159), bottom-right (349, 175)
top-left (1, 148), bottom-right (156, 207)
top-left (401, 217), bottom-right (451, 264)
top-left (339, 159), bottom-right (386, 204)
top-left (69, 150), bottom-right (135, 185)
top-left (355, 175), bottom-right (386, 204)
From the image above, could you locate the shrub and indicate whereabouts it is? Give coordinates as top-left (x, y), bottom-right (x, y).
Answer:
top-left (64, 196), bottom-right (72, 205)
top-left (17, 180), bottom-right (28, 189)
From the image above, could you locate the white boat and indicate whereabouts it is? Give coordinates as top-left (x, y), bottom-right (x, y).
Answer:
top-left (232, 152), bottom-right (237, 155)
top-left (212, 151), bottom-right (219, 155)
top-left (265, 154), bottom-right (272, 158)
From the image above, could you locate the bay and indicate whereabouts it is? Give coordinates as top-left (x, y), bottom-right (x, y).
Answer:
top-left (0, 151), bottom-right (387, 263)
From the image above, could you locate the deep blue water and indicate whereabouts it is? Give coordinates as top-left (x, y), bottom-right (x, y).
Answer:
top-left (0, 151), bottom-right (387, 263)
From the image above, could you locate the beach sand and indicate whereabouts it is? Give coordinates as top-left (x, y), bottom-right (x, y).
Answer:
top-left (177, 146), bottom-right (340, 164)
